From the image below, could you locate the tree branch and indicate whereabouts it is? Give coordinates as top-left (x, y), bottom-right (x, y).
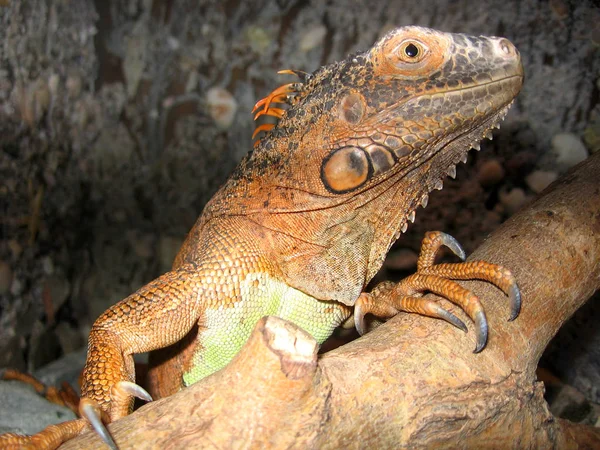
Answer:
top-left (63, 152), bottom-right (600, 449)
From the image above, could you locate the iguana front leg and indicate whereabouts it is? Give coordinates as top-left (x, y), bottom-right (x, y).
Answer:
top-left (0, 263), bottom-right (205, 449)
top-left (355, 232), bottom-right (521, 352)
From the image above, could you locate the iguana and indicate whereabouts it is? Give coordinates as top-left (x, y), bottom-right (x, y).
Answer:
top-left (0, 25), bottom-right (523, 449)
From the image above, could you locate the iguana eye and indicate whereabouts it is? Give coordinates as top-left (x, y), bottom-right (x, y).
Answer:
top-left (321, 146), bottom-right (372, 193)
top-left (374, 32), bottom-right (446, 76)
top-left (404, 43), bottom-right (419, 57)
top-left (396, 40), bottom-right (428, 63)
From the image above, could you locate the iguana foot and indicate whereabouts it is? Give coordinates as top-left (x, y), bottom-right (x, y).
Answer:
top-left (2, 369), bottom-right (80, 414)
top-left (0, 369), bottom-right (86, 449)
top-left (0, 371), bottom-right (152, 449)
top-left (355, 231), bottom-right (521, 352)
top-left (78, 381), bottom-right (152, 450)
top-left (0, 418), bottom-right (86, 450)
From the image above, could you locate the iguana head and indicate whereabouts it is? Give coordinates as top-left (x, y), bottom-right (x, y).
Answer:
top-left (212, 26), bottom-right (523, 306)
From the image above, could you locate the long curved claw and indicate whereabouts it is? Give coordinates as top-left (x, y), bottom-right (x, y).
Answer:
top-left (391, 293), bottom-right (470, 333)
top-left (508, 283), bottom-right (521, 321)
top-left (106, 381), bottom-right (153, 428)
top-left (79, 399), bottom-right (117, 450)
top-left (354, 301), bottom-right (367, 336)
top-left (428, 302), bottom-right (468, 332)
top-left (116, 381), bottom-right (153, 402)
top-left (354, 293), bottom-right (399, 336)
top-left (417, 231), bottom-right (466, 271)
top-left (473, 310), bottom-right (489, 353)
top-left (414, 275), bottom-right (488, 353)
top-left (437, 232), bottom-right (466, 261)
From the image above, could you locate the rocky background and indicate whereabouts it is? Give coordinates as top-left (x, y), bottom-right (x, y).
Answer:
top-left (0, 0), bottom-right (598, 433)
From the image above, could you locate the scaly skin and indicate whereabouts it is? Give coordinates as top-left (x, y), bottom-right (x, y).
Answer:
top-left (0, 26), bottom-right (523, 449)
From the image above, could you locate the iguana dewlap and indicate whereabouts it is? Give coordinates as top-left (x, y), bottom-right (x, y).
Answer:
top-left (0, 25), bottom-right (523, 449)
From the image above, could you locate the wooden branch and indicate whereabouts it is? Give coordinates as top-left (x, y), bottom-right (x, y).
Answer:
top-left (63, 153), bottom-right (600, 449)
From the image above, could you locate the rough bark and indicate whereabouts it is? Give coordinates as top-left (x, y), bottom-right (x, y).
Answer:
top-left (61, 154), bottom-right (600, 449)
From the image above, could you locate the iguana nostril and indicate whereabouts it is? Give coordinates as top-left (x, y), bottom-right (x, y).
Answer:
top-left (497, 38), bottom-right (516, 57)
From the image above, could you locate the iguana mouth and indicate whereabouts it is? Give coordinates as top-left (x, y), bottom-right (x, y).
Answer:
top-left (436, 74), bottom-right (524, 103)
top-left (409, 73), bottom-right (523, 117)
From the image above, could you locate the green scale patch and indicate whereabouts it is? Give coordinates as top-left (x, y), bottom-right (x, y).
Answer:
top-left (183, 272), bottom-right (348, 385)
